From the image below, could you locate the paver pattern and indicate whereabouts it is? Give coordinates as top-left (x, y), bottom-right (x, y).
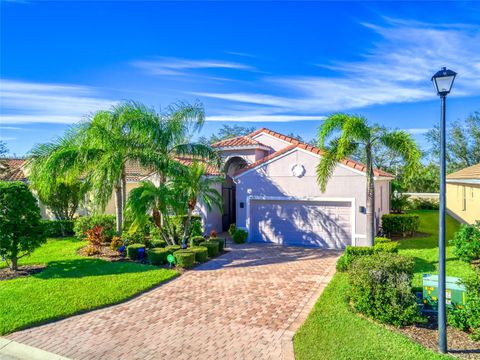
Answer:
top-left (7, 244), bottom-right (339, 360)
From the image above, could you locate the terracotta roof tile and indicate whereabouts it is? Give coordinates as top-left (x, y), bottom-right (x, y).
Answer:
top-left (447, 163), bottom-right (480, 180)
top-left (174, 157), bottom-right (221, 176)
top-left (0, 159), bottom-right (27, 181)
top-left (212, 135), bottom-right (270, 149)
top-left (237, 128), bottom-right (394, 178)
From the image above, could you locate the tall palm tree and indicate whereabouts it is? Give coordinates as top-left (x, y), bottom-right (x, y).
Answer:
top-left (173, 161), bottom-right (223, 247)
top-left (316, 114), bottom-right (421, 246)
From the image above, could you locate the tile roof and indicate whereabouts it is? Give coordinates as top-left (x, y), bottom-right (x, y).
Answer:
top-left (0, 159), bottom-right (27, 181)
top-left (233, 128), bottom-right (394, 178)
top-left (447, 163), bottom-right (480, 180)
top-left (212, 135), bottom-right (270, 149)
top-left (174, 157), bottom-right (221, 176)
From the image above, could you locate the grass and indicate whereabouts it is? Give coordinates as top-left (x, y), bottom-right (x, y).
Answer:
top-left (0, 238), bottom-right (178, 335)
top-left (294, 210), bottom-right (475, 360)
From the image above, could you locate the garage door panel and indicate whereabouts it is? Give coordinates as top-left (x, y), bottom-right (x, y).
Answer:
top-left (250, 200), bottom-right (351, 248)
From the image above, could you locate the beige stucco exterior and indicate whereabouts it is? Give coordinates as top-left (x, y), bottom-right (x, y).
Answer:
top-left (446, 182), bottom-right (480, 224)
top-left (103, 182), bottom-right (141, 215)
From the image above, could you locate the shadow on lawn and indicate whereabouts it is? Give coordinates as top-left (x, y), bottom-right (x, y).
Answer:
top-left (34, 258), bottom-right (157, 279)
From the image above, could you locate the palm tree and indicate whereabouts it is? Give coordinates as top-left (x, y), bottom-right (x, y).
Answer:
top-left (124, 180), bottom-right (177, 245)
top-left (28, 100), bottom-right (215, 236)
top-left (173, 161), bottom-right (223, 247)
top-left (316, 114), bottom-right (421, 246)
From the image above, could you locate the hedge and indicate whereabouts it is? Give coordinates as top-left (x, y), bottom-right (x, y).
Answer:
top-left (41, 220), bottom-right (75, 237)
top-left (169, 215), bottom-right (202, 243)
top-left (190, 236), bottom-right (206, 247)
top-left (126, 244), bottom-right (145, 260)
top-left (349, 253), bottom-right (420, 326)
top-left (150, 239), bottom-right (167, 249)
top-left (450, 221), bottom-right (480, 264)
top-left (165, 245), bottom-right (181, 254)
top-left (74, 215), bottom-right (116, 241)
top-left (199, 241), bottom-right (219, 257)
top-left (381, 214), bottom-right (419, 237)
top-left (173, 250), bottom-right (195, 268)
top-left (189, 246), bottom-right (208, 263)
top-left (209, 237), bottom-right (225, 252)
top-left (147, 248), bottom-right (170, 265)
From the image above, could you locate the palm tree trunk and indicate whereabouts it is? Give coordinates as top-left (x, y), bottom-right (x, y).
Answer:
top-left (121, 166), bottom-right (127, 212)
top-left (159, 173), bottom-right (166, 228)
top-left (182, 201), bottom-right (195, 247)
top-left (115, 179), bottom-right (123, 236)
top-left (365, 144), bottom-right (375, 246)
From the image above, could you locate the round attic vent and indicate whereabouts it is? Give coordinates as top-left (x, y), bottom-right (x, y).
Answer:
top-left (291, 164), bottom-right (306, 178)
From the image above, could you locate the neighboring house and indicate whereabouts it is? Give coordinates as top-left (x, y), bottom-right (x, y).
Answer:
top-left (210, 128), bottom-right (393, 248)
top-left (446, 163), bottom-right (480, 224)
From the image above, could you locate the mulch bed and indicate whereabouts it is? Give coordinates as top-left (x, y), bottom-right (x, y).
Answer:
top-left (0, 265), bottom-right (46, 281)
top-left (395, 315), bottom-right (479, 359)
top-left (77, 244), bottom-right (125, 262)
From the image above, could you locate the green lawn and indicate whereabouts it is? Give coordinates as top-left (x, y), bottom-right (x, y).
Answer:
top-left (294, 210), bottom-right (475, 360)
top-left (0, 238), bottom-right (178, 335)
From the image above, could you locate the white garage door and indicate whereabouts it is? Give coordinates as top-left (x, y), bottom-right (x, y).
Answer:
top-left (249, 199), bottom-right (352, 248)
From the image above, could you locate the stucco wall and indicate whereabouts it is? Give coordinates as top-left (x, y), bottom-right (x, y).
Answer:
top-left (251, 133), bottom-right (291, 153)
top-left (220, 149), bottom-right (259, 165)
top-left (104, 182), bottom-right (140, 215)
top-left (375, 179), bottom-right (391, 229)
top-left (446, 182), bottom-right (480, 224)
top-left (234, 148), bottom-right (373, 245)
top-left (195, 182), bottom-right (223, 234)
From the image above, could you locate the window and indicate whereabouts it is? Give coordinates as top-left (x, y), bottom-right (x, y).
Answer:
top-left (462, 186), bottom-right (467, 211)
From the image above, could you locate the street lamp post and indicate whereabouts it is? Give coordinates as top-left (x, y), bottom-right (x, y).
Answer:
top-left (431, 67), bottom-right (457, 354)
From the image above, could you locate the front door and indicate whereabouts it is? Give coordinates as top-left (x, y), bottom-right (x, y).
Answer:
top-left (222, 180), bottom-right (236, 231)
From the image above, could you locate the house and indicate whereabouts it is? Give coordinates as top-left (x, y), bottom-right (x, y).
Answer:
top-left (207, 128), bottom-right (393, 248)
top-left (446, 163), bottom-right (480, 224)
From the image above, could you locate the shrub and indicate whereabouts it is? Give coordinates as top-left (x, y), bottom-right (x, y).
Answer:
top-left (110, 236), bottom-right (123, 250)
top-left (150, 239), bottom-right (167, 248)
top-left (374, 242), bottom-right (399, 254)
top-left (375, 236), bottom-right (392, 244)
top-left (84, 245), bottom-right (100, 256)
top-left (173, 250), bottom-right (195, 268)
top-left (228, 223), bottom-right (237, 236)
top-left (349, 253), bottom-right (420, 327)
top-left (190, 236), bottom-right (206, 247)
top-left (165, 245), bottom-right (181, 254)
top-left (448, 271), bottom-right (480, 340)
top-left (85, 226), bottom-right (104, 249)
top-left (189, 246), bottom-right (208, 263)
top-left (74, 215), bottom-right (116, 241)
top-left (169, 215), bottom-right (202, 243)
top-left (147, 248), bottom-right (170, 265)
top-left (382, 214), bottom-right (420, 237)
top-left (232, 229), bottom-right (248, 244)
top-left (336, 242), bottom-right (399, 272)
top-left (450, 222), bottom-right (480, 263)
top-left (390, 193), bottom-right (411, 214)
top-left (0, 182), bottom-right (47, 270)
top-left (41, 220), bottom-right (75, 237)
top-left (408, 198), bottom-right (439, 210)
top-left (123, 231), bottom-right (149, 247)
top-left (199, 241), bottom-right (219, 257)
top-left (209, 237), bottom-right (225, 252)
top-left (126, 244), bottom-right (145, 260)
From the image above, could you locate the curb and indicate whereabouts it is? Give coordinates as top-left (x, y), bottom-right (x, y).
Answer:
top-left (0, 338), bottom-right (70, 360)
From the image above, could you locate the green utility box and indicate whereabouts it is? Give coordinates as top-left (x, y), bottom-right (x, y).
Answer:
top-left (422, 274), bottom-right (466, 311)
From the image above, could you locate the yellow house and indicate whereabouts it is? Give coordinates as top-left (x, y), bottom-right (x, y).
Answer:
top-left (446, 163), bottom-right (480, 224)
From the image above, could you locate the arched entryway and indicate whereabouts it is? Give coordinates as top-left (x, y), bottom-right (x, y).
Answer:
top-left (222, 157), bottom-right (248, 231)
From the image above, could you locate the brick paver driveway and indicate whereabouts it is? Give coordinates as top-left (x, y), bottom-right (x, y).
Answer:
top-left (7, 244), bottom-right (339, 360)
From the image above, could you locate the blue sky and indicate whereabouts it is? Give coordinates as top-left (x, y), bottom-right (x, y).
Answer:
top-left (1, 1), bottom-right (479, 156)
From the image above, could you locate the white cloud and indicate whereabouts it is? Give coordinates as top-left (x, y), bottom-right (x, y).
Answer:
top-left (196, 18), bottom-right (480, 119)
top-left (132, 57), bottom-right (255, 76)
top-left (405, 128), bottom-right (431, 135)
top-left (206, 114), bottom-right (326, 122)
top-left (0, 79), bottom-right (115, 124)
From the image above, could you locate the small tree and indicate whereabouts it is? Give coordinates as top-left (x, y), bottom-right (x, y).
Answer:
top-left (0, 181), bottom-right (46, 271)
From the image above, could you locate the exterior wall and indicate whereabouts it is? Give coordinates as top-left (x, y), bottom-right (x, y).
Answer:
top-left (234, 148), bottom-right (370, 245)
top-left (375, 179), bottom-right (391, 230)
top-left (220, 149), bottom-right (259, 165)
top-left (195, 182), bottom-right (223, 234)
top-left (251, 133), bottom-right (291, 153)
top-left (104, 182), bottom-right (140, 215)
top-left (446, 182), bottom-right (480, 224)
